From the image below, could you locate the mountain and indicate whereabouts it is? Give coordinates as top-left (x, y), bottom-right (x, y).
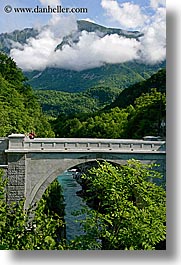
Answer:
top-left (52, 69), bottom-right (166, 139)
top-left (25, 61), bottom-right (165, 92)
top-left (77, 20), bottom-right (143, 38)
top-left (0, 28), bottom-right (38, 54)
top-left (0, 20), bottom-right (165, 93)
top-left (0, 20), bottom-right (143, 54)
top-left (56, 20), bottom-right (143, 50)
top-left (105, 68), bottom-right (166, 110)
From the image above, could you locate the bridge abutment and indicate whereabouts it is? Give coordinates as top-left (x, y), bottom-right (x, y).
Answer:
top-left (7, 153), bottom-right (26, 204)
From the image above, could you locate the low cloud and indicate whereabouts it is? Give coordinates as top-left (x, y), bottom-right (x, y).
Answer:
top-left (51, 32), bottom-right (141, 71)
top-left (10, 0), bottom-right (166, 71)
top-left (101, 0), bottom-right (166, 65)
top-left (10, 16), bottom-right (78, 71)
top-left (150, 0), bottom-right (166, 9)
top-left (10, 25), bottom-right (140, 71)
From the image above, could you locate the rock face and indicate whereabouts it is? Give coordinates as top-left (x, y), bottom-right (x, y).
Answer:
top-left (56, 20), bottom-right (143, 51)
top-left (0, 20), bottom-right (143, 54)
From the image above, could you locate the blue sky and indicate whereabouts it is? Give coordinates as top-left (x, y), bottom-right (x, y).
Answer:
top-left (0, 0), bottom-right (165, 33)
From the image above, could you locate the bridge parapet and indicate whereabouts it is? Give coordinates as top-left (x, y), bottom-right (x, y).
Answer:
top-left (1, 134), bottom-right (166, 206)
top-left (6, 134), bottom-right (166, 154)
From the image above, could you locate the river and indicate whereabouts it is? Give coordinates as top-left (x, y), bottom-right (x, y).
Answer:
top-left (57, 171), bottom-right (86, 241)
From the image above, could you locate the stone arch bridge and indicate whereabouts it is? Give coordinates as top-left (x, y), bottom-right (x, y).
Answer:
top-left (0, 134), bottom-right (166, 208)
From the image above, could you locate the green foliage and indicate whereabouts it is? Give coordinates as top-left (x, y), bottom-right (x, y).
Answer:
top-left (0, 52), bottom-right (54, 137)
top-left (34, 86), bottom-right (121, 117)
top-left (124, 88), bottom-right (166, 138)
top-left (42, 179), bottom-right (65, 221)
top-left (106, 68), bottom-right (166, 110)
top-left (0, 53), bottom-right (25, 87)
top-left (52, 68), bottom-right (166, 139)
top-left (0, 170), bottom-right (66, 250)
top-left (53, 107), bottom-right (129, 138)
top-left (71, 160), bottom-right (166, 250)
top-left (0, 159), bottom-right (166, 250)
top-left (25, 62), bottom-right (161, 93)
top-left (52, 90), bottom-right (165, 139)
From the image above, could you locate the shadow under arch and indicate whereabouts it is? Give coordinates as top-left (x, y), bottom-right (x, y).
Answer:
top-left (28, 158), bottom-right (123, 208)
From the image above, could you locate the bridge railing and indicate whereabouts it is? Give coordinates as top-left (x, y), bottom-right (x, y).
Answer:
top-left (6, 134), bottom-right (166, 153)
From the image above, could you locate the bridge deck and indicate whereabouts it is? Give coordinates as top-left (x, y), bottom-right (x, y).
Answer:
top-left (5, 137), bottom-right (166, 154)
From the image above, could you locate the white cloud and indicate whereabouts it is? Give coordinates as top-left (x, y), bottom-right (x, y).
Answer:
top-left (10, 16), bottom-right (77, 71)
top-left (150, 0), bottom-right (166, 9)
top-left (9, 1), bottom-right (166, 71)
top-left (139, 7), bottom-right (166, 64)
top-left (10, 25), bottom-right (141, 71)
top-left (100, 0), bottom-right (166, 64)
top-left (82, 18), bottom-right (97, 24)
top-left (51, 31), bottom-right (141, 71)
top-left (101, 0), bottom-right (147, 29)
top-left (39, 0), bottom-right (61, 6)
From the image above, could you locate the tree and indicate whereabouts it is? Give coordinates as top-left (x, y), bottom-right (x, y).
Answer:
top-left (124, 88), bottom-right (166, 138)
top-left (0, 53), bottom-right (54, 137)
top-left (0, 170), bottom-right (66, 250)
top-left (72, 160), bottom-right (166, 250)
top-left (0, 52), bottom-right (25, 88)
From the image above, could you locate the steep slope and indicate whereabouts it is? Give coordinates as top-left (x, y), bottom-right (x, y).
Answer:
top-left (25, 62), bottom-right (165, 92)
top-left (77, 20), bottom-right (143, 38)
top-left (105, 68), bottom-right (166, 110)
top-left (0, 52), bottom-right (54, 137)
top-left (0, 28), bottom-right (38, 54)
top-left (52, 69), bottom-right (166, 139)
top-left (56, 20), bottom-right (143, 50)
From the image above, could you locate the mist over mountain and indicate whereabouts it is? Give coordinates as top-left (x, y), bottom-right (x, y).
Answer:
top-left (0, 20), bottom-right (143, 54)
top-left (0, 20), bottom-right (165, 93)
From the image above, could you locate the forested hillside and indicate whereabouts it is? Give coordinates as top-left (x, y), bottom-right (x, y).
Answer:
top-left (25, 62), bottom-right (163, 92)
top-left (34, 68), bottom-right (166, 117)
top-left (0, 52), bottom-right (166, 139)
top-left (0, 52), bottom-right (54, 137)
top-left (35, 86), bottom-right (121, 117)
top-left (52, 69), bottom-right (166, 139)
top-left (105, 68), bottom-right (166, 110)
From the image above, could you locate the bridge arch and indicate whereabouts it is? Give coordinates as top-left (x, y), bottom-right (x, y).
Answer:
top-left (28, 158), bottom-right (122, 208)
top-left (0, 135), bottom-right (166, 207)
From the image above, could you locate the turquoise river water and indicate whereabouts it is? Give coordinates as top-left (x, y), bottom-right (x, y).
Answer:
top-left (57, 171), bottom-right (86, 241)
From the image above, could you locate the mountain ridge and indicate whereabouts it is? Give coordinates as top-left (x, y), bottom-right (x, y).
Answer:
top-left (0, 20), bottom-right (143, 54)
top-left (0, 20), bottom-right (165, 93)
